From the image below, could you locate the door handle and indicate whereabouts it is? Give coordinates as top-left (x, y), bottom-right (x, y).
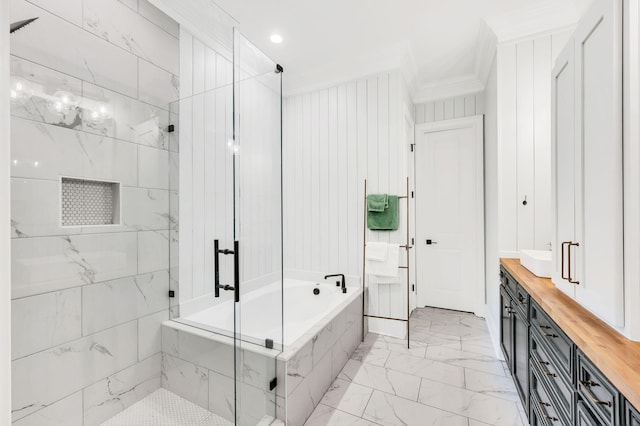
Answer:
top-left (561, 241), bottom-right (570, 280)
top-left (426, 239), bottom-right (438, 245)
top-left (568, 242), bottom-right (580, 285)
top-left (214, 239), bottom-right (240, 302)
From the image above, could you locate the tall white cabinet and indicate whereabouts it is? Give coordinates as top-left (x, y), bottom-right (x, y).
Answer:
top-left (551, 0), bottom-right (624, 328)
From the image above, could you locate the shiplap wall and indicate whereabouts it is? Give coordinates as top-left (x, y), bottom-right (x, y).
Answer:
top-left (498, 29), bottom-right (573, 256)
top-left (414, 94), bottom-right (485, 124)
top-left (283, 71), bottom-right (412, 337)
top-left (178, 30), bottom-right (281, 310)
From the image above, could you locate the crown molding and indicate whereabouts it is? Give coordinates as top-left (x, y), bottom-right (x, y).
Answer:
top-left (413, 75), bottom-right (484, 104)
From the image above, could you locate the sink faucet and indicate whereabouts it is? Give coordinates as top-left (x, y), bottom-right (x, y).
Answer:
top-left (324, 273), bottom-right (347, 293)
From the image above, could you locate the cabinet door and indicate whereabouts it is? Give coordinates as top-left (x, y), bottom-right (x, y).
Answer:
top-left (550, 39), bottom-right (576, 297)
top-left (513, 309), bottom-right (529, 411)
top-left (500, 286), bottom-right (513, 368)
top-left (573, 0), bottom-right (624, 327)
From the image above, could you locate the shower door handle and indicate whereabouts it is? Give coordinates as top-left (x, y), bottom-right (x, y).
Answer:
top-left (214, 239), bottom-right (221, 298)
top-left (214, 239), bottom-right (239, 302)
top-left (233, 241), bottom-right (239, 303)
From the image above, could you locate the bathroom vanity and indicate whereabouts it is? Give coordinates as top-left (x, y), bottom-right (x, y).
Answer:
top-left (500, 258), bottom-right (640, 425)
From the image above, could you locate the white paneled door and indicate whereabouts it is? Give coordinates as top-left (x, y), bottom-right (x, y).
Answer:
top-left (415, 116), bottom-right (484, 314)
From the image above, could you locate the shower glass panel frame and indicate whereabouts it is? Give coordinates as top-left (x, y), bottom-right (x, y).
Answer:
top-left (167, 26), bottom-right (283, 426)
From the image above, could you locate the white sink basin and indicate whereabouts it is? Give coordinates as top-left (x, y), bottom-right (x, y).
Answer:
top-left (520, 250), bottom-right (552, 278)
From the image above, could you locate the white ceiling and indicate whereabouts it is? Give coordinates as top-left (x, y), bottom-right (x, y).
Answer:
top-left (214, 0), bottom-right (593, 99)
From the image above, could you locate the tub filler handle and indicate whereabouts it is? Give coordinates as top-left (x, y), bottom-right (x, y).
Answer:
top-left (214, 239), bottom-right (240, 303)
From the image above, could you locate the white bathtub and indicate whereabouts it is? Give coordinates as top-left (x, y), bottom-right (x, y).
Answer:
top-left (179, 278), bottom-right (359, 347)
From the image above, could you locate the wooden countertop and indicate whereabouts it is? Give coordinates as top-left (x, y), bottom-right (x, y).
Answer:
top-left (500, 258), bottom-right (640, 410)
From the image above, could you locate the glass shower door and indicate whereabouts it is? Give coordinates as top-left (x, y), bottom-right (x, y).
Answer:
top-left (233, 30), bottom-right (284, 425)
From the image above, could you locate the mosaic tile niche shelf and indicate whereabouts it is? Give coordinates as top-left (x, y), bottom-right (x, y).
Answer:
top-left (61, 177), bottom-right (121, 226)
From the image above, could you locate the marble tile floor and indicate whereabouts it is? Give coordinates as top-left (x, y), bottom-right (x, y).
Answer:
top-left (101, 388), bottom-right (233, 426)
top-left (304, 307), bottom-right (528, 426)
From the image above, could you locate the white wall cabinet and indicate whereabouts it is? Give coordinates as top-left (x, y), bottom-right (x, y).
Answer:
top-left (551, 0), bottom-right (624, 328)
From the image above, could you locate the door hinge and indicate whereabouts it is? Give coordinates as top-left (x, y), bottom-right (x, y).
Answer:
top-left (269, 377), bottom-right (278, 391)
top-left (167, 124), bottom-right (175, 133)
top-left (411, 191), bottom-right (414, 199)
top-left (410, 144), bottom-right (415, 152)
top-left (168, 290), bottom-right (175, 298)
top-left (411, 284), bottom-right (415, 292)
top-left (411, 238), bottom-right (415, 245)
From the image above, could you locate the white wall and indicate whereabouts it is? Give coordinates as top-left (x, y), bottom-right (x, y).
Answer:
top-left (1, 0), bottom-right (11, 423)
top-left (283, 70), bottom-right (413, 336)
top-left (484, 56), bottom-right (501, 355)
top-left (414, 93), bottom-right (485, 124)
top-left (497, 30), bottom-right (573, 257)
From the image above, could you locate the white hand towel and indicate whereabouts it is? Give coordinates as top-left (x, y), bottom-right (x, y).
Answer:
top-left (366, 243), bottom-right (400, 278)
top-left (366, 242), bottom-right (389, 261)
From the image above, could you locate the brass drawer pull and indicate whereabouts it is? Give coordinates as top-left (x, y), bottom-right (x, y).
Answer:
top-left (539, 325), bottom-right (552, 330)
top-left (538, 401), bottom-right (559, 422)
top-left (538, 360), bottom-right (557, 377)
top-left (579, 380), bottom-right (613, 407)
top-left (542, 331), bottom-right (559, 338)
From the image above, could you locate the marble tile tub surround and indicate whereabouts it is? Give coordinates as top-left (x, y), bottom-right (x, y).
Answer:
top-left (161, 294), bottom-right (363, 426)
top-left (304, 307), bottom-right (528, 426)
top-left (10, 0), bottom-right (179, 424)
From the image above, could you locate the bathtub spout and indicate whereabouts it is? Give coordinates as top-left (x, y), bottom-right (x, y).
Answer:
top-left (324, 273), bottom-right (347, 293)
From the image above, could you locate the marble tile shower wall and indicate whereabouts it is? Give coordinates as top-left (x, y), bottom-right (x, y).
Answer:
top-left (9, 0), bottom-right (179, 424)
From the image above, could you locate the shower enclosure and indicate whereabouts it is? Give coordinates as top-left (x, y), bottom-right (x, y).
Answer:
top-left (165, 24), bottom-right (283, 425)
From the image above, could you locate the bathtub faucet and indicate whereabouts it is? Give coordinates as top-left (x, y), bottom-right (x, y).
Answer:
top-left (324, 273), bottom-right (347, 293)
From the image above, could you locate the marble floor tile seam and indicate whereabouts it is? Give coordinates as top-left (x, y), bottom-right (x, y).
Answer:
top-left (360, 378), bottom-right (484, 426)
top-left (312, 403), bottom-right (385, 426)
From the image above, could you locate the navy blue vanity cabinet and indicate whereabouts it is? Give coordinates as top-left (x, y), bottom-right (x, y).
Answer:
top-left (625, 399), bottom-right (640, 426)
top-left (500, 262), bottom-right (640, 426)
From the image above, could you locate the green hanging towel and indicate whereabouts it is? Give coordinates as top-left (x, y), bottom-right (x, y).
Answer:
top-left (367, 195), bottom-right (399, 231)
top-left (367, 194), bottom-right (388, 212)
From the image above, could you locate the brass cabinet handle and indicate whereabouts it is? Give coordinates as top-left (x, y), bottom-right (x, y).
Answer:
top-left (579, 380), bottom-right (612, 407)
top-left (561, 241), bottom-right (570, 280)
top-left (568, 242), bottom-right (580, 284)
top-left (538, 401), bottom-right (559, 422)
top-left (538, 360), bottom-right (557, 377)
top-left (539, 325), bottom-right (558, 338)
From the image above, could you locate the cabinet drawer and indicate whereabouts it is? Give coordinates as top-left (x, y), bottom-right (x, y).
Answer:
top-left (530, 301), bottom-right (572, 378)
top-left (514, 284), bottom-right (530, 319)
top-left (576, 351), bottom-right (620, 426)
top-left (530, 365), bottom-right (567, 425)
top-left (625, 399), bottom-right (640, 426)
top-left (530, 333), bottom-right (572, 422)
top-left (576, 400), bottom-right (603, 426)
top-left (500, 267), bottom-right (517, 298)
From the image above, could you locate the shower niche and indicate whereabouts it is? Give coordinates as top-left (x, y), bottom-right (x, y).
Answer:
top-left (60, 177), bottom-right (121, 227)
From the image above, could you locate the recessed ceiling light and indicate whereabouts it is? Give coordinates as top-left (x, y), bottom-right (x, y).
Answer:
top-left (270, 34), bottom-right (283, 44)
